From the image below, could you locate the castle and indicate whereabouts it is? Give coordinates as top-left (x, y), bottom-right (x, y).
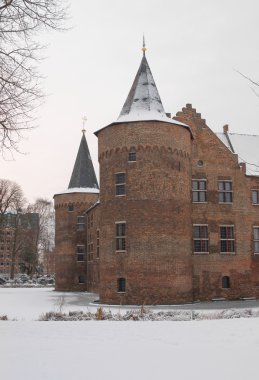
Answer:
top-left (54, 47), bottom-right (259, 304)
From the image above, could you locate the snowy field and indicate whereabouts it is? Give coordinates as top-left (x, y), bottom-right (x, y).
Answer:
top-left (1, 289), bottom-right (259, 380)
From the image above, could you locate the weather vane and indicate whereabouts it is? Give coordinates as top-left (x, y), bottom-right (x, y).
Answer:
top-left (82, 116), bottom-right (87, 134)
top-left (142, 34), bottom-right (147, 55)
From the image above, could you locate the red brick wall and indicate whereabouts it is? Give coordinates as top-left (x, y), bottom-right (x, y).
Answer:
top-left (175, 104), bottom-right (259, 300)
top-left (54, 192), bottom-right (98, 291)
top-left (97, 121), bottom-right (194, 304)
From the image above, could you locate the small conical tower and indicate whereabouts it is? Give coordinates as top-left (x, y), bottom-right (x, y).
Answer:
top-left (96, 41), bottom-right (193, 304)
top-left (54, 127), bottom-right (99, 291)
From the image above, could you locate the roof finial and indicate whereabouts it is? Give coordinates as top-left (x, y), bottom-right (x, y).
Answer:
top-left (82, 116), bottom-right (87, 134)
top-left (142, 34), bottom-right (147, 55)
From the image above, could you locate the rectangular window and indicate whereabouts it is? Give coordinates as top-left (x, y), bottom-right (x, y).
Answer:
top-left (76, 245), bottom-right (85, 261)
top-left (77, 216), bottom-right (85, 231)
top-left (115, 173), bottom-right (126, 196)
top-left (193, 225), bottom-right (209, 253)
top-left (252, 190), bottom-right (259, 205)
top-left (116, 222), bottom-right (126, 251)
top-left (218, 181), bottom-right (233, 203)
top-left (128, 151), bottom-right (136, 162)
top-left (220, 226), bottom-right (235, 253)
top-left (117, 278), bottom-right (126, 292)
top-left (254, 227), bottom-right (259, 254)
top-left (192, 180), bottom-right (207, 202)
top-left (96, 230), bottom-right (100, 258)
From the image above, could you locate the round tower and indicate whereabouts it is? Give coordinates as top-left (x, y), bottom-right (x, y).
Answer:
top-left (96, 49), bottom-right (193, 304)
top-left (54, 130), bottom-right (99, 291)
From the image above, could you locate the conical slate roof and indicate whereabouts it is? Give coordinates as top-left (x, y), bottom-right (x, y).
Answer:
top-left (116, 53), bottom-right (187, 127)
top-left (68, 132), bottom-right (99, 191)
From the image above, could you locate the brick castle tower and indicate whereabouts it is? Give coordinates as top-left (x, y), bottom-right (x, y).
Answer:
top-left (95, 44), bottom-right (194, 304)
top-left (54, 130), bottom-right (99, 291)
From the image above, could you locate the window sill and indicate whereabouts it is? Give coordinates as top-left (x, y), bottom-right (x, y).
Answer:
top-left (117, 291), bottom-right (126, 294)
top-left (192, 202), bottom-right (208, 204)
top-left (193, 252), bottom-right (209, 255)
top-left (218, 202), bottom-right (233, 205)
top-left (220, 252), bottom-right (236, 255)
top-left (115, 195), bottom-right (126, 197)
top-left (252, 204), bottom-right (259, 206)
top-left (116, 250), bottom-right (126, 253)
top-left (254, 252), bottom-right (259, 255)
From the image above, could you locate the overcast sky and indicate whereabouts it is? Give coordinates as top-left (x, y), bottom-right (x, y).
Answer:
top-left (1, 0), bottom-right (259, 203)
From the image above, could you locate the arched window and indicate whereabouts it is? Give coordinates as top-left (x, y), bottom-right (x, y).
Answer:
top-left (222, 276), bottom-right (230, 289)
top-left (117, 277), bottom-right (126, 292)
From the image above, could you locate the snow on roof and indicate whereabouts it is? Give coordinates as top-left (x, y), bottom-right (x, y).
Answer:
top-left (116, 54), bottom-right (189, 129)
top-left (54, 187), bottom-right (100, 196)
top-left (216, 132), bottom-right (259, 176)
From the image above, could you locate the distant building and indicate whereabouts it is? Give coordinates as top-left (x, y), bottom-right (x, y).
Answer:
top-left (0, 212), bottom-right (39, 277)
top-left (54, 48), bottom-right (259, 304)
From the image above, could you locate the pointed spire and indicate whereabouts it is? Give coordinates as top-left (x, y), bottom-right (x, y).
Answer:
top-left (68, 126), bottom-right (99, 191)
top-left (142, 35), bottom-right (146, 56)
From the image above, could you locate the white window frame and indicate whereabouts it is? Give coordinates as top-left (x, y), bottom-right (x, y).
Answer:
top-left (115, 172), bottom-right (126, 196)
top-left (253, 226), bottom-right (259, 254)
top-left (218, 180), bottom-right (233, 204)
top-left (251, 190), bottom-right (259, 205)
top-left (220, 225), bottom-right (235, 254)
top-left (115, 221), bottom-right (126, 252)
top-left (192, 180), bottom-right (207, 203)
top-left (193, 224), bottom-right (209, 254)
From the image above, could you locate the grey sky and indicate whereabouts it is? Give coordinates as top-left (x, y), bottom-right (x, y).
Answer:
top-left (1, 0), bottom-right (259, 202)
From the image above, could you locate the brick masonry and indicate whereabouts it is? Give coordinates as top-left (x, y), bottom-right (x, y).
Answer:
top-left (54, 107), bottom-right (259, 304)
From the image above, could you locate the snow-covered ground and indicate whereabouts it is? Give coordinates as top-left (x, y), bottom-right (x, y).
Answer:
top-left (1, 288), bottom-right (259, 380)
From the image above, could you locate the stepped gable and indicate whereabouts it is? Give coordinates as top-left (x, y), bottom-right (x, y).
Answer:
top-left (68, 132), bottom-right (99, 191)
top-left (174, 103), bottom-right (207, 131)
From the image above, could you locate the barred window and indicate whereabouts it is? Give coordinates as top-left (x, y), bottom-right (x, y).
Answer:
top-left (117, 277), bottom-right (126, 292)
top-left (116, 222), bottom-right (126, 251)
top-left (128, 150), bottom-right (136, 162)
top-left (76, 245), bottom-right (85, 261)
top-left (252, 190), bottom-right (259, 205)
top-left (193, 225), bottom-right (209, 253)
top-left (218, 181), bottom-right (233, 203)
top-left (115, 173), bottom-right (126, 196)
top-left (192, 180), bottom-right (207, 202)
top-left (77, 216), bottom-right (85, 231)
top-left (253, 227), bottom-right (259, 254)
top-left (220, 226), bottom-right (235, 253)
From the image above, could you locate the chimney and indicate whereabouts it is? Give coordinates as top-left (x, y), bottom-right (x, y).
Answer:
top-left (223, 124), bottom-right (229, 134)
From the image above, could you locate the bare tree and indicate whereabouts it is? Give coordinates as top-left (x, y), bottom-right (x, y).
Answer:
top-left (27, 197), bottom-right (54, 269)
top-left (0, 0), bottom-right (68, 153)
top-left (235, 70), bottom-right (259, 97)
top-left (0, 178), bottom-right (27, 278)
